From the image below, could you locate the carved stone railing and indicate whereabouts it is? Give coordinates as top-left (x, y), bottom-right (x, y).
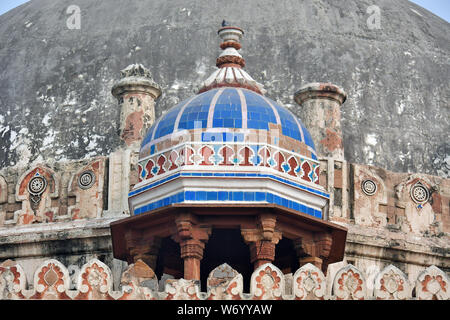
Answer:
top-left (0, 259), bottom-right (447, 300)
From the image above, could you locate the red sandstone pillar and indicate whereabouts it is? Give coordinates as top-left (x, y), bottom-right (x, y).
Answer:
top-left (249, 240), bottom-right (277, 268)
top-left (294, 83), bottom-right (347, 160)
top-left (174, 213), bottom-right (211, 280)
top-left (179, 239), bottom-right (206, 280)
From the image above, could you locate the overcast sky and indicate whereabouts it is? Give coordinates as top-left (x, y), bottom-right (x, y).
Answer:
top-left (0, 0), bottom-right (449, 23)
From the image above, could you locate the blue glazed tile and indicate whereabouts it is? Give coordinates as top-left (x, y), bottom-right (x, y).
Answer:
top-left (247, 120), bottom-right (259, 129)
top-left (177, 192), bottom-right (185, 202)
top-left (223, 118), bottom-right (234, 127)
top-left (232, 192), bottom-right (244, 201)
top-left (196, 191), bottom-right (207, 201)
top-left (198, 112), bottom-right (209, 119)
top-left (255, 192), bottom-right (266, 201)
top-left (288, 200), bottom-right (293, 209)
top-left (315, 210), bottom-right (322, 218)
top-left (131, 171), bottom-right (329, 200)
top-left (218, 191), bottom-right (228, 201)
top-left (231, 110), bottom-right (241, 118)
top-left (213, 119), bottom-right (224, 127)
top-left (273, 195), bottom-right (281, 206)
top-left (282, 198), bottom-right (288, 207)
top-left (267, 193), bottom-right (273, 203)
top-left (207, 192), bottom-right (218, 200)
top-left (185, 191), bottom-right (195, 200)
top-left (299, 204), bottom-right (307, 213)
top-left (178, 121), bottom-right (187, 129)
top-left (223, 132), bottom-right (232, 141)
top-left (220, 110), bottom-right (232, 118)
top-left (292, 202), bottom-right (300, 211)
top-left (244, 192), bottom-right (255, 201)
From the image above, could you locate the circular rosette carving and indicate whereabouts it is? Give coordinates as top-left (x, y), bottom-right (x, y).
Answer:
top-left (293, 263), bottom-right (326, 300)
top-left (28, 175), bottom-right (47, 195)
top-left (333, 265), bottom-right (366, 300)
top-left (410, 181), bottom-right (430, 204)
top-left (361, 179), bottom-right (377, 196)
top-left (78, 170), bottom-right (96, 190)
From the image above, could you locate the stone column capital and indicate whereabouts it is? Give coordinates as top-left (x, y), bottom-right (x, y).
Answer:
top-left (294, 82), bottom-right (347, 106)
top-left (111, 64), bottom-right (162, 99)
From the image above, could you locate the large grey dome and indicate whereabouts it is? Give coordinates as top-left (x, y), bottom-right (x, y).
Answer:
top-left (0, 0), bottom-right (449, 177)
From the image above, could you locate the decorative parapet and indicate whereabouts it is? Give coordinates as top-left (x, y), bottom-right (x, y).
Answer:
top-left (137, 142), bottom-right (321, 185)
top-left (0, 259), bottom-right (447, 300)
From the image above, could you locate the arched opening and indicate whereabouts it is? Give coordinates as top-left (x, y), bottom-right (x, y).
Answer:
top-left (273, 237), bottom-right (299, 274)
top-left (200, 228), bottom-right (252, 293)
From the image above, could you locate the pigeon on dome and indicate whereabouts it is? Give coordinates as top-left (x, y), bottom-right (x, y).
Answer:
top-left (198, 23), bottom-right (266, 95)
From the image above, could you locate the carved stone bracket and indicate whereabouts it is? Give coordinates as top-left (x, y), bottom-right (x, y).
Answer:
top-left (124, 230), bottom-right (162, 270)
top-left (241, 213), bottom-right (282, 268)
top-left (171, 213), bottom-right (211, 280)
top-left (294, 232), bottom-right (333, 271)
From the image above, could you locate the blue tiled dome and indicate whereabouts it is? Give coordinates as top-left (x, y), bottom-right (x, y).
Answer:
top-left (141, 87), bottom-right (316, 158)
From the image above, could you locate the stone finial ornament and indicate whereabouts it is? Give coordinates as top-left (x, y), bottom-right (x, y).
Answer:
top-left (199, 24), bottom-right (265, 94)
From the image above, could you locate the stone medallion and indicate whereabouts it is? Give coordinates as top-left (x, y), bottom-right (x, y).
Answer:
top-left (410, 182), bottom-right (429, 204)
top-left (361, 179), bottom-right (377, 196)
top-left (28, 174), bottom-right (47, 212)
top-left (78, 170), bottom-right (96, 190)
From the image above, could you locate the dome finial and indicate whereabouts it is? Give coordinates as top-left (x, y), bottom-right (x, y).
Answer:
top-left (216, 25), bottom-right (245, 68)
top-left (198, 24), bottom-right (265, 94)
